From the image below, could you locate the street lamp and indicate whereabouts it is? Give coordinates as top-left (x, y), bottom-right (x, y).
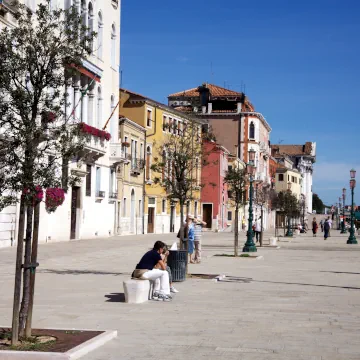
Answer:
top-left (243, 148), bottom-right (257, 253)
top-left (341, 188), bottom-right (347, 234)
top-left (286, 182), bottom-right (293, 237)
top-left (338, 197), bottom-right (342, 230)
top-left (347, 169), bottom-right (357, 244)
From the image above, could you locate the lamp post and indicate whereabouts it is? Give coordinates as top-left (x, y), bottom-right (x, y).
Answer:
top-left (243, 148), bottom-right (257, 253)
top-left (341, 188), bottom-right (347, 234)
top-left (338, 197), bottom-right (342, 230)
top-left (347, 169), bottom-right (357, 244)
top-left (286, 182), bottom-right (293, 237)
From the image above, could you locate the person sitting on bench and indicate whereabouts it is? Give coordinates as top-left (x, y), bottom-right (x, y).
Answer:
top-left (132, 241), bottom-right (172, 302)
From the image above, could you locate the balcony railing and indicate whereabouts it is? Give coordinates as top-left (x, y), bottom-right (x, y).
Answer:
top-left (96, 190), bottom-right (105, 198)
top-left (130, 158), bottom-right (145, 175)
top-left (109, 192), bottom-right (117, 199)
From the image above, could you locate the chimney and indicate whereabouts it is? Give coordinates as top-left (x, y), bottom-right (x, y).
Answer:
top-left (207, 102), bottom-right (212, 114)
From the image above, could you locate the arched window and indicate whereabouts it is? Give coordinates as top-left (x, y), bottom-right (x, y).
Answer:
top-left (249, 121), bottom-right (255, 139)
top-left (146, 146), bottom-right (151, 181)
top-left (80, 0), bottom-right (87, 45)
top-left (97, 12), bottom-right (103, 59)
top-left (96, 86), bottom-right (102, 129)
top-left (88, 2), bottom-right (94, 52)
top-left (111, 23), bottom-right (116, 68)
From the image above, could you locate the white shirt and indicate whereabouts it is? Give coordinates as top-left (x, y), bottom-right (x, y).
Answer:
top-left (255, 222), bottom-right (261, 232)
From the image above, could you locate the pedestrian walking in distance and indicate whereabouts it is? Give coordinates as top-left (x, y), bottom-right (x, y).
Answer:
top-left (312, 218), bottom-right (318, 237)
top-left (320, 219), bottom-right (324, 232)
top-left (324, 218), bottom-right (330, 240)
top-left (255, 219), bottom-right (261, 243)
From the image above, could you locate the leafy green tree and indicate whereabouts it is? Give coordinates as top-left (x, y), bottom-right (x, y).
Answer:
top-left (313, 193), bottom-right (325, 214)
top-left (0, 2), bottom-right (95, 343)
top-left (224, 166), bottom-right (247, 256)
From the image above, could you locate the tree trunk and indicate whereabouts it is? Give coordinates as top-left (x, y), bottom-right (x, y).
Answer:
top-left (19, 205), bottom-right (34, 337)
top-left (25, 201), bottom-right (40, 338)
top-left (180, 203), bottom-right (184, 250)
top-left (260, 206), bottom-right (263, 247)
top-left (11, 198), bottom-right (26, 345)
top-left (234, 205), bottom-right (239, 256)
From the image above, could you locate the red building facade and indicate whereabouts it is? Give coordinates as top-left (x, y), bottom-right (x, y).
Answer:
top-left (201, 141), bottom-right (229, 230)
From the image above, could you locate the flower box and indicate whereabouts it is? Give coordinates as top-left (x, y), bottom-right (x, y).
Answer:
top-left (122, 141), bottom-right (130, 147)
top-left (79, 123), bottom-right (111, 141)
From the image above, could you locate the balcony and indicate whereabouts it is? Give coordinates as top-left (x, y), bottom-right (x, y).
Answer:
top-left (95, 190), bottom-right (105, 202)
top-left (130, 158), bottom-right (145, 176)
top-left (109, 144), bottom-right (130, 165)
top-left (109, 191), bottom-right (118, 199)
top-left (78, 124), bottom-right (110, 161)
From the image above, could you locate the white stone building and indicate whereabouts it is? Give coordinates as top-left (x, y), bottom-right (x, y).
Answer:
top-left (271, 142), bottom-right (316, 213)
top-left (0, 0), bottom-right (121, 247)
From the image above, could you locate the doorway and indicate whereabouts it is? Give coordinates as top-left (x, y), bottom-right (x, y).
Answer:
top-left (130, 189), bottom-right (135, 233)
top-left (147, 207), bottom-right (155, 233)
top-left (202, 204), bottom-right (213, 229)
top-left (70, 186), bottom-right (80, 239)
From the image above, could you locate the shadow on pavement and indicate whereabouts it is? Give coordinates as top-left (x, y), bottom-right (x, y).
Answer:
top-left (39, 269), bottom-right (131, 276)
top-left (105, 293), bottom-right (125, 303)
top-left (320, 271), bottom-right (360, 275)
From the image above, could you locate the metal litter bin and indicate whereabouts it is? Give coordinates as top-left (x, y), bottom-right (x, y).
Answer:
top-left (167, 250), bottom-right (187, 282)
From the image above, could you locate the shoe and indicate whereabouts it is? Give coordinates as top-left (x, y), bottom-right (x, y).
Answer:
top-left (158, 294), bottom-right (172, 302)
top-left (170, 286), bottom-right (179, 293)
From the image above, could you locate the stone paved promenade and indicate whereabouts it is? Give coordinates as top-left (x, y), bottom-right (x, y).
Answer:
top-left (1, 230), bottom-right (360, 359)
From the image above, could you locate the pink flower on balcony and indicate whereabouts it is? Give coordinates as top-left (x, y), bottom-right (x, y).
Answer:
top-left (45, 188), bottom-right (65, 213)
top-left (79, 123), bottom-right (111, 141)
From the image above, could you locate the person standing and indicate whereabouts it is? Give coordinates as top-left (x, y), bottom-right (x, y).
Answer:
top-left (320, 219), bottom-right (324, 232)
top-left (327, 217), bottom-right (332, 237)
top-left (255, 219), bottom-right (261, 243)
top-left (194, 218), bottom-right (206, 263)
top-left (187, 215), bottom-right (195, 263)
top-left (312, 218), bottom-right (318, 237)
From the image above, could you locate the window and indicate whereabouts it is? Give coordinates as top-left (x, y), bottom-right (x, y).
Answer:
top-left (186, 200), bottom-right (190, 215)
top-left (148, 197), bottom-right (155, 205)
top-left (228, 211), bottom-right (232, 221)
top-left (168, 117), bottom-right (172, 132)
top-left (146, 146), bottom-right (151, 181)
top-left (173, 119), bottom-right (177, 134)
top-left (291, 176), bottom-right (295, 183)
top-left (178, 121), bottom-right (182, 136)
top-left (97, 12), bottom-right (103, 59)
top-left (86, 165), bottom-right (92, 196)
top-left (249, 122), bottom-right (255, 139)
top-left (97, 86), bottom-right (102, 129)
top-left (109, 168), bottom-right (115, 196)
top-left (124, 136), bottom-right (128, 156)
top-left (147, 110), bottom-right (152, 127)
top-left (278, 174), bottom-right (284, 181)
top-left (88, 3), bottom-right (94, 52)
top-left (162, 199), bottom-right (166, 213)
top-left (194, 201), bottom-right (198, 218)
top-left (140, 143), bottom-right (144, 159)
top-left (163, 116), bottom-right (167, 131)
top-left (123, 198), bottom-right (126, 216)
top-left (288, 175), bottom-right (290, 181)
top-left (96, 166), bottom-right (101, 196)
top-left (111, 23), bottom-right (116, 68)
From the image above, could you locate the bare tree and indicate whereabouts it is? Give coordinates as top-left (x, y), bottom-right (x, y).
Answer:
top-left (254, 183), bottom-right (271, 246)
top-left (151, 119), bottom-right (203, 249)
top-left (224, 166), bottom-right (247, 256)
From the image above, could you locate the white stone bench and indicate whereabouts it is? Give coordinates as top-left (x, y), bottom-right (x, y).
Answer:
top-left (123, 279), bottom-right (153, 304)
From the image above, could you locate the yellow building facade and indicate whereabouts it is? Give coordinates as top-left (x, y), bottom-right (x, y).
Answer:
top-left (119, 89), bottom-right (202, 234)
top-left (275, 168), bottom-right (302, 199)
top-left (116, 117), bottom-right (146, 235)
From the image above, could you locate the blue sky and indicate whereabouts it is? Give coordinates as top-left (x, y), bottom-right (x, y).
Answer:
top-left (120, 0), bottom-right (360, 207)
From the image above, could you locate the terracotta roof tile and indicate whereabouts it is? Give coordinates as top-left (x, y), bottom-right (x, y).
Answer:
top-left (169, 83), bottom-right (244, 98)
top-left (271, 143), bottom-right (313, 156)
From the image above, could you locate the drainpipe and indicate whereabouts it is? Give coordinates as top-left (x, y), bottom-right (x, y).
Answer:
top-left (143, 107), bottom-right (157, 234)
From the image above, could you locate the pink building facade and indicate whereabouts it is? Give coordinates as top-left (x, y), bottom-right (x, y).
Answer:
top-left (201, 141), bottom-right (229, 231)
